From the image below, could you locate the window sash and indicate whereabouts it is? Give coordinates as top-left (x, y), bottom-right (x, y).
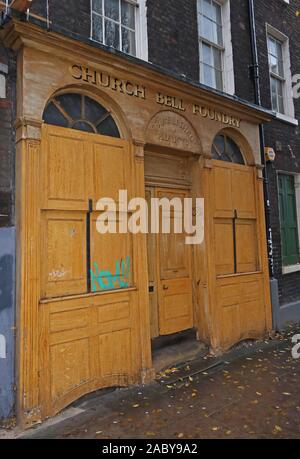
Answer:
top-left (199, 41), bottom-right (223, 90)
top-left (268, 36), bottom-right (284, 79)
top-left (198, 0), bottom-right (224, 91)
top-left (198, 0), bottom-right (223, 47)
top-left (270, 75), bottom-right (284, 114)
top-left (91, 0), bottom-right (137, 56)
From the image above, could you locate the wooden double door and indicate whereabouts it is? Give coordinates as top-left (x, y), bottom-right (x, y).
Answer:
top-left (146, 188), bottom-right (194, 338)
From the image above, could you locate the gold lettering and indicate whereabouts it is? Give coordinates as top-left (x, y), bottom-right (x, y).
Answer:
top-left (125, 81), bottom-right (135, 96)
top-left (82, 67), bottom-right (97, 84)
top-left (134, 85), bottom-right (146, 99)
top-left (200, 106), bottom-right (208, 118)
top-left (98, 72), bottom-right (110, 88)
top-left (156, 93), bottom-right (165, 105)
top-left (193, 104), bottom-right (200, 115)
top-left (110, 78), bottom-right (125, 93)
top-left (71, 64), bottom-right (83, 80)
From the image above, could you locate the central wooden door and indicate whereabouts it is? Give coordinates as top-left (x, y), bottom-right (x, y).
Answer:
top-left (147, 188), bottom-right (194, 337)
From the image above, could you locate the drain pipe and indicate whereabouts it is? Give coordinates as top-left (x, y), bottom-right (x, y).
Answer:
top-left (248, 0), bottom-right (279, 328)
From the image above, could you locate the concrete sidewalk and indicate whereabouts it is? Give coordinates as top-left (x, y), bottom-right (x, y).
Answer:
top-left (2, 327), bottom-right (300, 439)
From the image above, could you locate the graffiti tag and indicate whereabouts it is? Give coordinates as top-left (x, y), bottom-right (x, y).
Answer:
top-left (91, 257), bottom-right (131, 292)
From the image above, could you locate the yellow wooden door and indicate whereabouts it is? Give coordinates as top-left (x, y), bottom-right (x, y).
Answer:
top-left (211, 160), bottom-right (268, 349)
top-left (39, 125), bottom-right (140, 418)
top-left (155, 189), bottom-right (194, 336)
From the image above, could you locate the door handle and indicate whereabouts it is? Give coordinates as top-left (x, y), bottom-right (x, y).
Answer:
top-left (163, 285), bottom-right (169, 290)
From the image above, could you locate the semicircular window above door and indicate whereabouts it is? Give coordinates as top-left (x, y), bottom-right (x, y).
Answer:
top-left (212, 134), bottom-right (245, 165)
top-left (43, 93), bottom-right (120, 138)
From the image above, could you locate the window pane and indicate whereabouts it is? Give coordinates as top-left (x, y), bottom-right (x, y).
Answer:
top-left (226, 137), bottom-right (244, 164)
top-left (84, 96), bottom-right (107, 124)
top-left (202, 42), bottom-right (212, 65)
top-left (214, 134), bottom-right (225, 156)
top-left (104, 0), bottom-right (119, 21)
top-left (268, 37), bottom-right (277, 56)
top-left (215, 69), bottom-right (223, 91)
top-left (122, 27), bottom-right (136, 55)
top-left (277, 79), bottom-right (283, 97)
top-left (203, 64), bottom-right (214, 87)
top-left (92, 13), bottom-right (103, 42)
top-left (216, 24), bottom-right (223, 46)
top-left (269, 54), bottom-right (278, 74)
top-left (278, 95), bottom-right (284, 114)
top-left (105, 19), bottom-right (120, 49)
top-left (201, 16), bottom-right (213, 42)
top-left (271, 93), bottom-right (278, 112)
top-left (43, 102), bottom-right (69, 128)
top-left (121, 0), bottom-right (135, 29)
top-left (57, 93), bottom-right (82, 119)
top-left (98, 116), bottom-right (120, 138)
top-left (72, 121), bottom-right (95, 133)
top-left (276, 41), bottom-right (283, 62)
top-left (92, 0), bottom-right (103, 14)
top-left (213, 47), bottom-right (222, 70)
top-left (270, 77), bottom-right (278, 111)
top-left (202, 0), bottom-right (213, 19)
top-left (212, 2), bottom-right (222, 24)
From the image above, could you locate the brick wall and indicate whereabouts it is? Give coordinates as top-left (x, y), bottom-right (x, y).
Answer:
top-left (0, 44), bottom-right (16, 228)
top-left (254, 0), bottom-right (300, 305)
top-left (147, 0), bottom-right (199, 80)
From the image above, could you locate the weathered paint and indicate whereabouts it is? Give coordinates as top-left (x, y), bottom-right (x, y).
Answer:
top-left (0, 227), bottom-right (15, 422)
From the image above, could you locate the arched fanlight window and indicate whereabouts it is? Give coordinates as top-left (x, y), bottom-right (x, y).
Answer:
top-left (43, 93), bottom-right (120, 138)
top-left (212, 134), bottom-right (245, 165)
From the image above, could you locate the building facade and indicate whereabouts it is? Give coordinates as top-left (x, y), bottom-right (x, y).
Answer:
top-left (0, 0), bottom-right (298, 427)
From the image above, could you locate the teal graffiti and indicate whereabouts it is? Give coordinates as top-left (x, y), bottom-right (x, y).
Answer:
top-left (91, 256), bottom-right (131, 292)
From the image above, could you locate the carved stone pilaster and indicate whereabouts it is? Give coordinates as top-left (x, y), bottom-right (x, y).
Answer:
top-left (15, 117), bottom-right (43, 143)
top-left (132, 139), bottom-right (145, 162)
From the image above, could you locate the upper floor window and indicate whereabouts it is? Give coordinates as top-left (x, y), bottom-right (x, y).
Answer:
top-left (91, 0), bottom-right (139, 57)
top-left (197, 0), bottom-right (235, 95)
top-left (198, 0), bottom-right (223, 91)
top-left (266, 25), bottom-right (296, 123)
top-left (268, 35), bottom-right (285, 114)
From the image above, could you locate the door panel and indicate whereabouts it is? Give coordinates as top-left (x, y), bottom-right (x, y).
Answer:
top-left (41, 210), bottom-right (87, 298)
top-left (156, 189), bottom-right (194, 336)
top-left (212, 160), bottom-right (267, 350)
top-left (42, 125), bottom-right (91, 211)
top-left (39, 125), bottom-right (140, 419)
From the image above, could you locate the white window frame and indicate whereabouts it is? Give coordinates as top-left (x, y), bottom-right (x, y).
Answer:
top-left (197, 0), bottom-right (235, 95)
top-left (266, 24), bottom-right (297, 125)
top-left (90, 0), bottom-right (148, 61)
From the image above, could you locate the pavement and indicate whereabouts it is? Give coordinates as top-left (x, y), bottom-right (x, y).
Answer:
top-left (1, 326), bottom-right (300, 439)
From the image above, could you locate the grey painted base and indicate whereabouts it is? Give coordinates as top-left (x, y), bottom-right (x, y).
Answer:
top-left (270, 277), bottom-right (300, 330)
top-left (0, 227), bottom-right (15, 422)
top-left (278, 300), bottom-right (300, 330)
